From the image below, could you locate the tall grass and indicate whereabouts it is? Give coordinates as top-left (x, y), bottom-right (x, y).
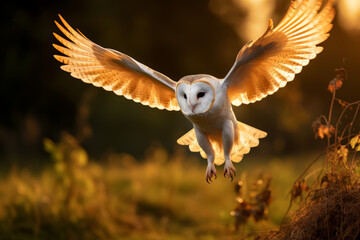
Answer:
top-left (264, 68), bottom-right (360, 239)
top-left (0, 131), bottom-right (310, 240)
top-left (3, 69), bottom-right (357, 240)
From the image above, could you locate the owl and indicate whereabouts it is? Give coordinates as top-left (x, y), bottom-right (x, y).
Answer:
top-left (53, 0), bottom-right (334, 182)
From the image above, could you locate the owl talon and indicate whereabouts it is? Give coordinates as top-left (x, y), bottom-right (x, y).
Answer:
top-left (205, 164), bottom-right (217, 183)
top-left (224, 161), bottom-right (236, 181)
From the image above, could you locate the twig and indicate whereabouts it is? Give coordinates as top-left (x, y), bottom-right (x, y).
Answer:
top-left (328, 90), bottom-right (336, 124)
top-left (348, 104), bottom-right (360, 143)
top-left (328, 90), bottom-right (336, 146)
top-left (282, 132), bottom-right (360, 225)
top-left (335, 101), bottom-right (360, 144)
top-left (281, 148), bottom-right (328, 224)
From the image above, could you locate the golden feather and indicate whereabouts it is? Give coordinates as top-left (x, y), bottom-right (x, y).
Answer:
top-left (53, 15), bottom-right (180, 111)
top-left (225, 0), bottom-right (335, 105)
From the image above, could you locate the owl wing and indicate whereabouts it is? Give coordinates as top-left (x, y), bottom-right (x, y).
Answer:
top-left (53, 15), bottom-right (180, 111)
top-left (223, 0), bottom-right (334, 106)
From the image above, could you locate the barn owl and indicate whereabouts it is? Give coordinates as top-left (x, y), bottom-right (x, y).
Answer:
top-left (53, 0), bottom-right (334, 182)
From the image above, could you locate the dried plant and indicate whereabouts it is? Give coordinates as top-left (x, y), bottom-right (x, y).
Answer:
top-left (262, 67), bottom-right (360, 239)
top-left (231, 174), bottom-right (272, 231)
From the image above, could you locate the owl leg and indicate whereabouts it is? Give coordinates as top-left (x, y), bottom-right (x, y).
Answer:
top-left (222, 120), bottom-right (236, 181)
top-left (194, 127), bottom-right (217, 183)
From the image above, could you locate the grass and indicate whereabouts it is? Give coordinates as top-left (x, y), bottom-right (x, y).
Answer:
top-left (262, 67), bottom-right (360, 239)
top-left (3, 67), bottom-right (358, 240)
top-left (0, 137), bottom-right (313, 240)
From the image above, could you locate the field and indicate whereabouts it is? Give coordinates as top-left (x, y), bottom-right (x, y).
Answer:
top-left (3, 1), bottom-right (360, 239)
top-left (2, 67), bottom-right (360, 239)
top-left (0, 138), bottom-right (315, 240)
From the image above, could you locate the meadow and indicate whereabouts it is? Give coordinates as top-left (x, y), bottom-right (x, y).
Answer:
top-left (1, 67), bottom-right (359, 240)
top-left (0, 136), bottom-right (314, 240)
top-left (3, 1), bottom-right (360, 239)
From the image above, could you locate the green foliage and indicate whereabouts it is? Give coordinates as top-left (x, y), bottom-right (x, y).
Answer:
top-left (0, 134), bottom-right (308, 240)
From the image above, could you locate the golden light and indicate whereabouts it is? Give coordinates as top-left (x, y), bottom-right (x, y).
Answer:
top-left (236, 197), bottom-right (244, 203)
top-left (209, 0), bottom-right (276, 41)
top-left (338, 0), bottom-right (360, 32)
top-left (233, 0), bottom-right (276, 41)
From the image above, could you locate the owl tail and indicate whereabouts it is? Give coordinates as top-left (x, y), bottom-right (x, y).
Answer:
top-left (177, 121), bottom-right (267, 165)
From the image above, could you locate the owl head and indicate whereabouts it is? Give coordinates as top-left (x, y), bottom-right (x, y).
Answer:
top-left (176, 75), bottom-right (215, 115)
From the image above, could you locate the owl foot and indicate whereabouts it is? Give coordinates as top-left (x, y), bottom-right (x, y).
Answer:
top-left (223, 161), bottom-right (236, 181)
top-left (205, 164), bottom-right (217, 183)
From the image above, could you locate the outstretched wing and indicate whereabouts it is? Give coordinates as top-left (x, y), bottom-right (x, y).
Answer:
top-left (223, 0), bottom-right (334, 106)
top-left (53, 15), bottom-right (180, 111)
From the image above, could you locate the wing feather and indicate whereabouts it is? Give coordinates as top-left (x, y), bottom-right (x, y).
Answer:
top-left (53, 15), bottom-right (180, 111)
top-left (224, 0), bottom-right (334, 106)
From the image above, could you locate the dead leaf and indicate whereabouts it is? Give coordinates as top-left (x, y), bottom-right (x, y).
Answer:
top-left (328, 68), bottom-right (346, 93)
top-left (350, 135), bottom-right (360, 149)
top-left (337, 145), bottom-right (349, 166)
top-left (336, 99), bottom-right (350, 108)
top-left (312, 118), bottom-right (324, 139)
top-left (323, 124), bottom-right (335, 138)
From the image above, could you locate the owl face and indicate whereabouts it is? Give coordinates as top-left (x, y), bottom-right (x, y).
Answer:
top-left (176, 80), bottom-right (215, 116)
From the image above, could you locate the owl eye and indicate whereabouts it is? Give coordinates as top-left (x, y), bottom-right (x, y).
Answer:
top-left (183, 93), bottom-right (187, 99)
top-left (197, 92), bottom-right (205, 98)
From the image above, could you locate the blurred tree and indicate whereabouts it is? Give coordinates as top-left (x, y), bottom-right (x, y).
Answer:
top-left (1, 0), bottom-right (360, 160)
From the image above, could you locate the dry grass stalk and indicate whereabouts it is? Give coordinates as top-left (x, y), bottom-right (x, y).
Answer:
top-left (261, 67), bottom-right (360, 240)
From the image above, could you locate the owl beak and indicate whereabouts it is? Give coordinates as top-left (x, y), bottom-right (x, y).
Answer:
top-left (188, 97), bottom-right (198, 113)
top-left (190, 103), bottom-right (198, 113)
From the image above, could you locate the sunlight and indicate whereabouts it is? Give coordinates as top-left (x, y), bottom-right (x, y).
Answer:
top-left (338, 0), bottom-right (360, 32)
top-left (209, 0), bottom-right (276, 41)
top-left (233, 0), bottom-right (276, 41)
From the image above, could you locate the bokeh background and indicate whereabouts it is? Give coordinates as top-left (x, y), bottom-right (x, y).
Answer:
top-left (2, 0), bottom-right (360, 162)
top-left (1, 0), bottom-right (360, 239)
